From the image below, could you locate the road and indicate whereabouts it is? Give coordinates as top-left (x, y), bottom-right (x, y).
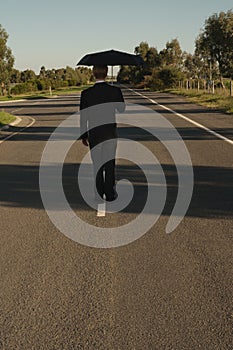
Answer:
top-left (0, 87), bottom-right (232, 349)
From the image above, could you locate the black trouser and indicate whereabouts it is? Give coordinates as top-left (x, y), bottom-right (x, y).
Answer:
top-left (90, 139), bottom-right (117, 200)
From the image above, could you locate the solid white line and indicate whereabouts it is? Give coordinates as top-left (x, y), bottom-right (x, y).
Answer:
top-left (0, 117), bottom-right (36, 145)
top-left (128, 88), bottom-right (233, 146)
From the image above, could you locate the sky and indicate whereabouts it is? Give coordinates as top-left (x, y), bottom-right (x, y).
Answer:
top-left (1, 0), bottom-right (233, 74)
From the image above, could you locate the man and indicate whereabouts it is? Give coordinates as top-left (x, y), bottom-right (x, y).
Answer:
top-left (80, 65), bottom-right (125, 201)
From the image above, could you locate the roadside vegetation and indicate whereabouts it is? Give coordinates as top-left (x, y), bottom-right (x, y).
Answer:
top-left (0, 84), bottom-right (92, 102)
top-left (165, 88), bottom-right (233, 114)
top-left (117, 10), bottom-right (233, 114)
top-left (0, 111), bottom-right (16, 127)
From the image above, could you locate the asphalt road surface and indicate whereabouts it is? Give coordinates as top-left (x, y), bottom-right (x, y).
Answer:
top-left (0, 87), bottom-right (232, 349)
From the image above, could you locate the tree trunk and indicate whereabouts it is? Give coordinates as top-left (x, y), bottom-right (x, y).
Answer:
top-left (230, 79), bottom-right (233, 97)
top-left (203, 79), bottom-right (206, 91)
top-left (220, 76), bottom-right (225, 89)
top-left (1, 82), bottom-right (5, 96)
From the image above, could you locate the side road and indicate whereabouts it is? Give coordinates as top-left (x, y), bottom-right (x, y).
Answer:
top-left (0, 97), bottom-right (55, 140)
top-left (0, 115), bottom-right (35, 144)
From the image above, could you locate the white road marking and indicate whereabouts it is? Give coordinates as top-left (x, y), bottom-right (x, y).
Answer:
top-left (11, 101), bottom-right (41, 114)
top-left (128, 88), bottom-right (233, 146)
top-left (97, 202), bottom-right (106, 217)
top-left (9, 116), bottom-right (22, 126)
top-left (11, 107), bottom-right (24, 113)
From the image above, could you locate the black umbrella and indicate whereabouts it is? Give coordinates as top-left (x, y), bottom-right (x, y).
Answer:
top-left (77, 49), bottom-right (144, 66)
top-left (77, 49), bottom-right (144, 82)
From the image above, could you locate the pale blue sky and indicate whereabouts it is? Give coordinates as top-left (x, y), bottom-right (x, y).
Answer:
top-left (1, 0), bottom-right (232, 73)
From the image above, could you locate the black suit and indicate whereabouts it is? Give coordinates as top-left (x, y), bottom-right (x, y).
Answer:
top-left (80, 82), bottom-right (125, 200)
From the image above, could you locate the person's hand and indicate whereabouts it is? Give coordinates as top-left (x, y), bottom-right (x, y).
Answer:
top-left (82, 138), bottom-right (89, 147)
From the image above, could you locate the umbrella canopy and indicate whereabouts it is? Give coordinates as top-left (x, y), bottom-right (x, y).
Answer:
top-left (77, 49), bottom-right (144, 66)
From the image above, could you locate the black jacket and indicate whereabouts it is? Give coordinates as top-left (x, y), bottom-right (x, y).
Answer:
top-left (80, 82), bottom-right (125, 146)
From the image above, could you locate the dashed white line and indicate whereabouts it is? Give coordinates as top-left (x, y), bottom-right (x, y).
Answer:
top-left (11, 100), bottom-right (41, 114)
top-left (97, 202), bottom-right (106, 217)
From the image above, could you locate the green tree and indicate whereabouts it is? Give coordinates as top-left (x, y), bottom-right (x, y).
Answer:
top-left (145, 47), bottom-right (160, 73)
top-left (117, 66), bottom-right (131, 83)
top-left (195, 10), bottom-right (233, 78)
top-left (20, 69), bottom-right (37, 82)
top-left (10, 68), bottom-right (21, 83)
top-left (183, 53), bottom-right (196, 78)
top-left (134, 41), bottom-right (149, 61)
top-left (54, 68), bottom-right (66, 83)
top-left (39, 66), bottom-right (46, 79)
top-left (159, 39), bottom-right (183, 69)
top-left (0, 24), bottom-right (14, 95)
top-left (159, 67), bottom-right (183, 89)
top-left (65, 66), bottom-right (77, 86)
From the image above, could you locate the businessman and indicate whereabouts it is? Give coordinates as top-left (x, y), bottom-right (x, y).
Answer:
top-left (80, 65), bottom-right (125, 201)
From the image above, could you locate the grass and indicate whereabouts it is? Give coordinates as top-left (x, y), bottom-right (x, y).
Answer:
top-left (0, 111), bottom-right (16, 128)
top-left (165, 88), bottom-right (233, 114)
top-left (0, 84), bottom-right (92, 102)
top-left (46, 85), bottom-right (92, 96)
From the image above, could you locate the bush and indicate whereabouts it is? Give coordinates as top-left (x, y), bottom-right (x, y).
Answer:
top-left (149, 67), bottom-right (184, 90)
top-left (36, 79), bottom-right (50, 91)
top-left (159, 67), bottom-right (183, 88)
top-left (60, 80), bottom-right (69, 87)
top-left (11, 81), bottom-right (38, 94)
top-left (68, 79), bottom-right (76, 86)
top-left (36, 80), bottom-right (43, 91)
top-left (149, 77), bottom-right (165, 91)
